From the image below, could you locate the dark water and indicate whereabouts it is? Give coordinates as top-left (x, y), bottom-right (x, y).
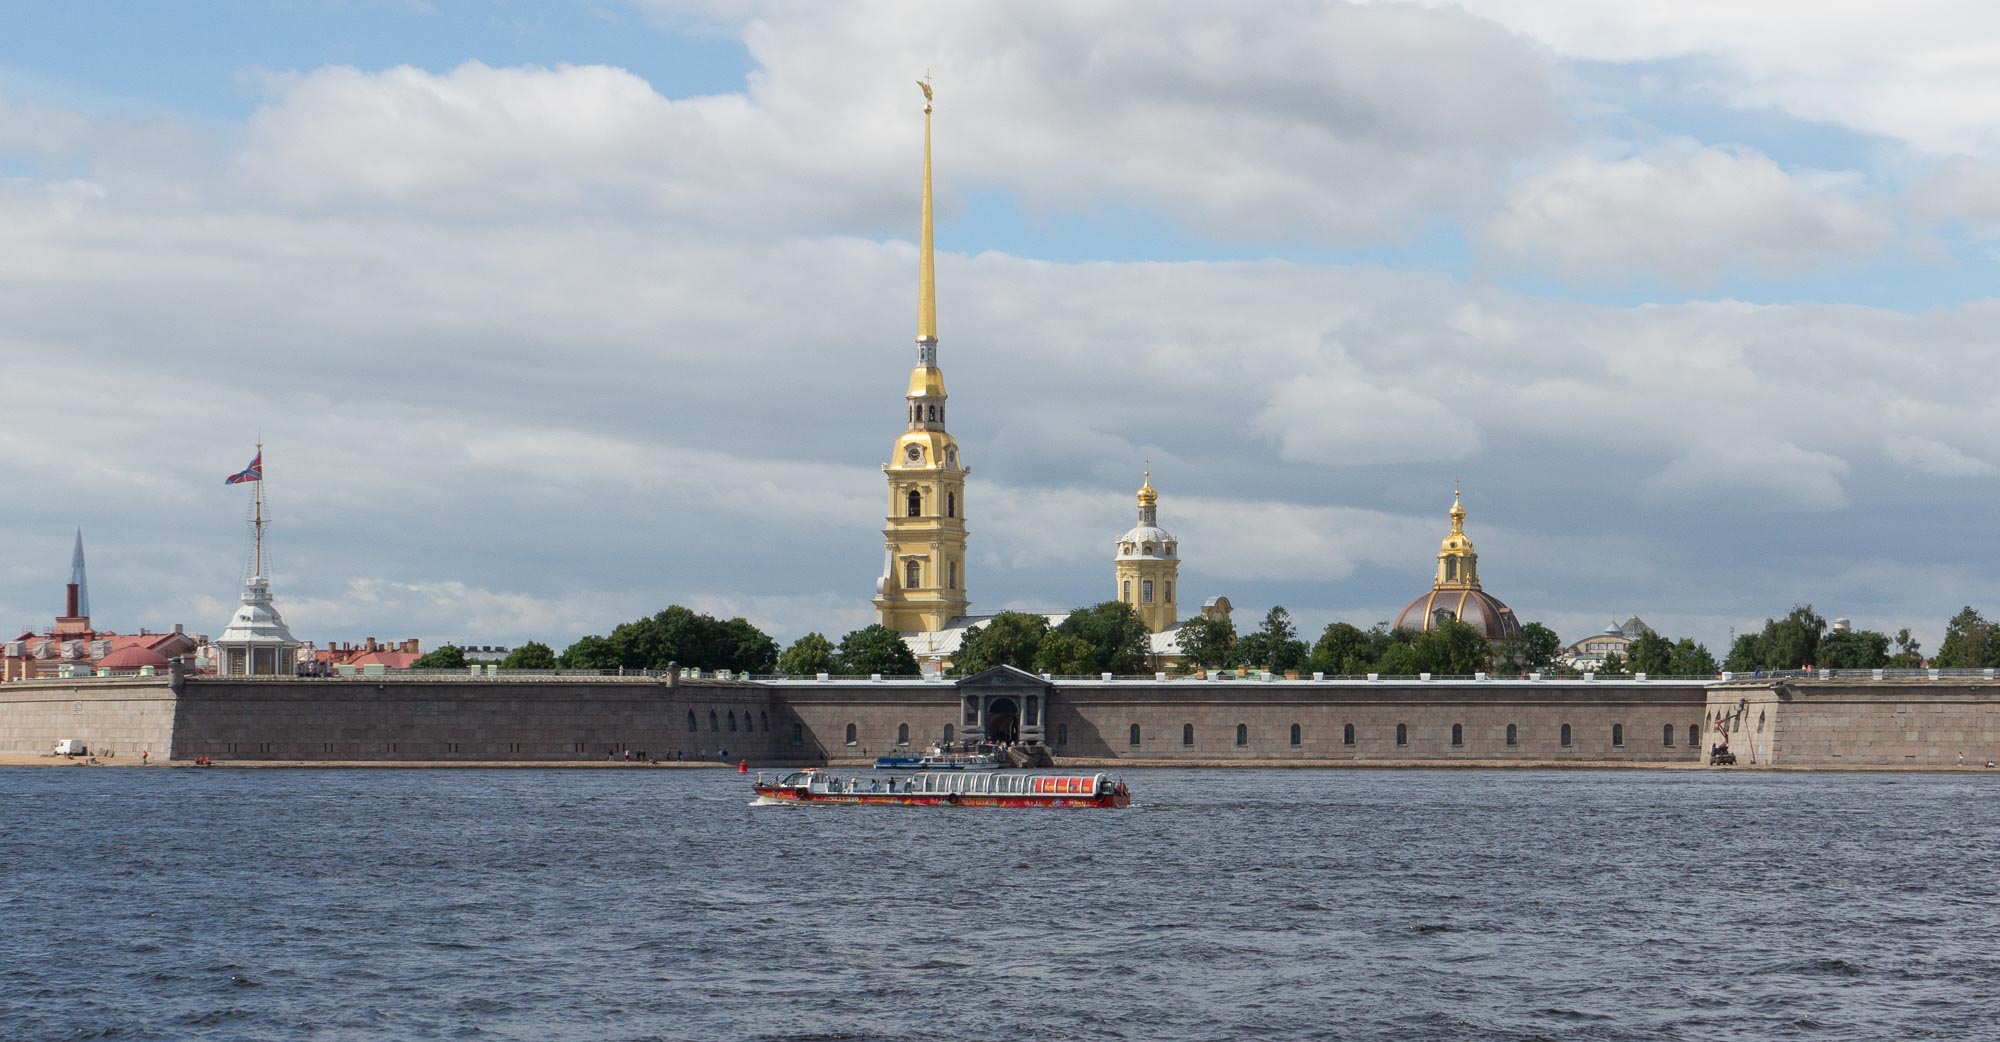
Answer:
top-left (3, 767), bottom-right (1997, 1042)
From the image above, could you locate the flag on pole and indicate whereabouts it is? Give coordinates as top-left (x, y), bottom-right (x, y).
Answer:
top-left (225, 452), bottom-right (263, 485)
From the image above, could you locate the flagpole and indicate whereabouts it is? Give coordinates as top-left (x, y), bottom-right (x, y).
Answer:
top-left (253, 440), bottom-right (265, 578)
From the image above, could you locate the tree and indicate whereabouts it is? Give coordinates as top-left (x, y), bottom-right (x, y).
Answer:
top-left (1667, 638), bottom-right (1719, 676)
top-left (776, 632), bottom-right (836, 675)
top-left (1490, 621), bottom-right (1563, 675)
top-left (1891, 628), bottom-right (1924, 668)
top-left (1176, 614), bottom-right (1238, 669)
top-left (558, 634), bottom-right (620, 670)
top-left (1723, 631), bottom-right (1763, 673)
top-left (715, 616), bottom-right (780, 674)
top-left (411, 644), bottom-right (467, 670)
top-left (1032, 632), bottom-right (1098, 675)
top-left (1237, 606), bottom-right (1309, 673)
top-left (832, 624), bottom-right (920, 676)
top-left (1626, 631), bottom-right (1674, 675)
top-left (500, 641), bottom-right (556, 669)
top-left (1412, 619), bottom-right (1491, 675)
top-left (1597, 651), bottom-right (1628, 676)
top-left (1935, 607), bottom-right (2000, 668)
top-left (1309, 622), bottom-right (1371, 675)
top-left (1817, 629), bottom-right (1890, 669)
top-left (951, 611), bottom-right (1050, 675)
top-left (1051, 601), bottom-right (1150, 675)
top-left (1760, 604), bottom-right (1827, 670)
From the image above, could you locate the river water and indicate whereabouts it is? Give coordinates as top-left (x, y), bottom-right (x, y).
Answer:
top-left (2, 766), bottom-right (1995, 1041)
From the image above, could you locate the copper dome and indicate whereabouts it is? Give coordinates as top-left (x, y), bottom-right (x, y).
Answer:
top-left (1393, 588), bottom-right (1523, 641)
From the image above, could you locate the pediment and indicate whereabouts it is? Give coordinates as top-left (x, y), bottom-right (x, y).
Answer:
top-left (955, 664), bottom-right (1053, 691)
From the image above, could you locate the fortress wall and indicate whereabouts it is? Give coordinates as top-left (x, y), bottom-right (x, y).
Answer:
top-left (766, 681), bottom-right (959, 763)
top-left (169, 677), bottom-right (779, 762)
top-left (0, 677), bottom-right (178, 760)
top-left (1049, 681), bottom-right (1710, 762)
top-left (1707, 680), bottom-right (2000, 766)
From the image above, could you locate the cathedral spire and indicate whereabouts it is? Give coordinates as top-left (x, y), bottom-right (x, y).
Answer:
top-left (69, 528), bottom-right (89, 620)
top-left (917, 75), bottom-right (937, 348)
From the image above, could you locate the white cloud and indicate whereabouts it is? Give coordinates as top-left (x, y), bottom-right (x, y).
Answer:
top-left (1253, 368), bottom-right (1482, 466)
top-left (1641, 440), bottom-right (1852, 512)
top-left (1443, 0), bottom-right (2000, 158)
top-left (1885, 435), bottom-right (1996, 477)
top-left (220, 0), bottom-right (1567, 240)
top-left (1480, 146), bottom-right (1891, 284)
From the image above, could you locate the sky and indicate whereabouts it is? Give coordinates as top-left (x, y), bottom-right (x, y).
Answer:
top-left (5, 0), bottom-right (2000, 659)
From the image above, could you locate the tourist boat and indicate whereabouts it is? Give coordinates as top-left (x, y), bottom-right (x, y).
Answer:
top-left (753, 768), bottom-right (1130, 808)
top-left (871, 744), bottom-right (1001, 771)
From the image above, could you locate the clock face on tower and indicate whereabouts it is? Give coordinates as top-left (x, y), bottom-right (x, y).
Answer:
top-left (905, 445), bottom-right (924, 464)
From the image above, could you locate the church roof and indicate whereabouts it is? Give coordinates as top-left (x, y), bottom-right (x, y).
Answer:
top-left (1393, 588), bottom-right (1523, 641)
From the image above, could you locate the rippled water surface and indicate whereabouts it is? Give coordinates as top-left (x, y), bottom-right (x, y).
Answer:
top-left (3, 766), bottom-right (1997, 1041)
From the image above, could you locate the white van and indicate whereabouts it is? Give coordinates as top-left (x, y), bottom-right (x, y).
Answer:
top-left (53, 739), bottom-right (86, 757)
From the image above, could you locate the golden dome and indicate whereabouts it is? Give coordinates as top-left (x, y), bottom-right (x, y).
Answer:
top-left (1137, 467), bottom-right (1157, 506)
top-left (907, 365), bottom-right (946, 398)
top-left (1440, 488), bottom-right (1473, 553)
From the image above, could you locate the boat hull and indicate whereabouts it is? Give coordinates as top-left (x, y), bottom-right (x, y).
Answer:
top-left (752, 785), bottom-right (1127, 809)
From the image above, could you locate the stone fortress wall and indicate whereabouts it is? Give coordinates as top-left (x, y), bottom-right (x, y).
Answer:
top-left (1705, 677), bottom-right (2000, 766)
top-left (7, 670), bottom-right (1996, 767)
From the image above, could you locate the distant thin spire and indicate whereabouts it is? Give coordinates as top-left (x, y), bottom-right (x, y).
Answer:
top-left (917, 74), bottom-right (937, 345)
top-left (69, 528), bottom-right (89, 619)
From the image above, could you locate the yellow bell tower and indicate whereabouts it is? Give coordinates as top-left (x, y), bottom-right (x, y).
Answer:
top-left (1114, 468), bottom-right (1179, 634)
top-left (875, 77), bottom-right (970, 633)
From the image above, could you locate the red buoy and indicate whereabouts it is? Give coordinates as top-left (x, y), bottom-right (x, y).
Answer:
top-left (737, 759), bottom-right (749, 773)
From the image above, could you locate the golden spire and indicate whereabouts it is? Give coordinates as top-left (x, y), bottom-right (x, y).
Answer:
top-left (1449, 479), bottom-right (1465, 536)
top-left (1137, 461), bottom-right (1157, 505)
top-left (917, 75), bottom-right (937, 344)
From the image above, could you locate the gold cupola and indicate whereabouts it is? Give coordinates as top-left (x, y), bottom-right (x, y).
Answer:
top-left (1392, 484), bottom-right (1521, 640)
top-left (1115, 464), bottom-right (1178, 633)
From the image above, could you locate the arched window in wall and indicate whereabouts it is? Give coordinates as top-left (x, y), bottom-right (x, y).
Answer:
top-left (1396, 723), bottom-right (1408, 747)
top-left (1451, 723), bottom-right (1464, 746)
top-left (1164, 581), bottom-right (1172, 603)
top-left (1688, 724), bottom-right (1700, 747)
top-left (1506, 723), bottom-right (1518, 746)
top-left (1612, 723), bottom-right (1625, 747)
top-left (1123, 580), bottom-right (1132, 602)
top-left (1142, 580), bottom-right (1154, 604)
top-left (1129, 723), bottom-right (1142, 746)
top-left (687, 710), bottom-right (697, 732)
top-left (897, 723), bottom-right (910, 746)
top-left (948, 560), bottom-right (956, 589)
top-left (1290, 723), bottom-right (1301, 746)
top-left (1663, 723), bottom-right (1675, 747)
top-left (1236, 724), bottom-right (1248, 747)
top-left (1446, 558), bottom-right (1458, 580)
top-left (944, 724), bottom-right (954, 744)
top-left (905, 560), bottom-right (921, 589)
top-left (728, 711), bottom-right (737, 732)
top-left (906, 490), bottom-right (922, 517)
top-left (1561, 723), bottom-right (1573, 747)
top-left (709, 710), bottom-right (719, 732)
top-left (1183, 723), bottom-right (1194, 746)
top-left (1757, 711), bottom-right (1766, 733)
top-left (844, 723), bottom-right (857, 745)
top-left (947, 492), bottom-right (956, 518)
top-left (1343, 723), bottom-right (1355, 746)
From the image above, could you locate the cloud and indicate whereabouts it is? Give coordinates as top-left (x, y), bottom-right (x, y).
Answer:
top-left (1640, 440), bottom-right (1852, 512)
top-left (1253, 368), bottom-right (1482, 466)
top-left (1885, 435), bottom-right (1996, 477)
top-left (1479, 145), bottom-right (1891, 284)
top-left (1443, 0), bottom-right (2000, 158)
top-left (222, 0), bottom-right (1567, 241)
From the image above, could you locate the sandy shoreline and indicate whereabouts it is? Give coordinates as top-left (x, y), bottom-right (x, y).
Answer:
top-left (7, 751), bottom-right (1992, 774)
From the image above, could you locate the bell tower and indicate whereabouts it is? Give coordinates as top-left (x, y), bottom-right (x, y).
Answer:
top-left (1114, 468), bottom-right (1179, 634)
top-left (875, 78), bottom-right (970, 633)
